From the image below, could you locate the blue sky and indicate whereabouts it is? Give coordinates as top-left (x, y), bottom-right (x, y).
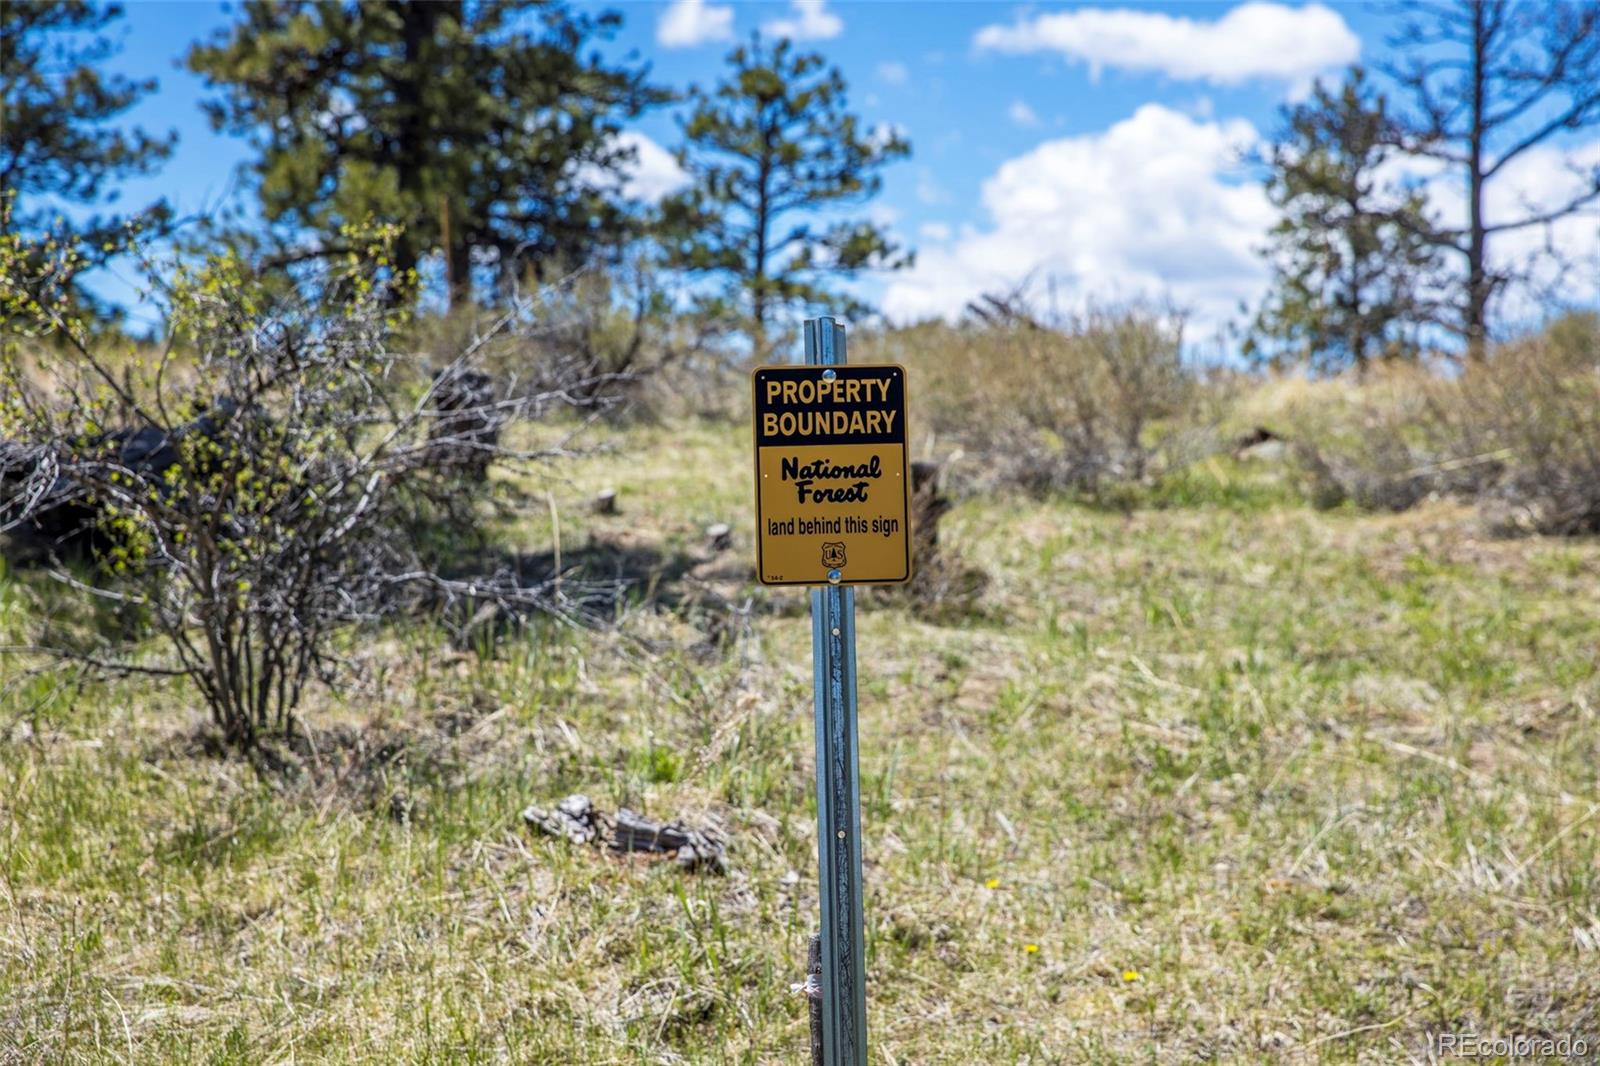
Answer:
top-left (68, 2), bottom-right (1600, 340)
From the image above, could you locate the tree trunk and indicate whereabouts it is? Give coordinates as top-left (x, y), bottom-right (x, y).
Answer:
top-left (751, 114), bottom-right (775, 359)
top-left (1465, 1), bottom-right (1490, 362)
top-left (752, 191), bottom-right (770, 358)
top-left (1344, 239), bottom-right (1367, 374)
top-left (445, 202), bottom-right (472, 310)
top-left (392, 2), bottom-right (464, 305)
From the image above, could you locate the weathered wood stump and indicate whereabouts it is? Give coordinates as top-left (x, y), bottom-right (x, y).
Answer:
top-left (429, 366), bottom-right (502, 482)
top-left (910, 459), bottom-right (949, 565)
top-left (896, 458), bottom-right (989, 617)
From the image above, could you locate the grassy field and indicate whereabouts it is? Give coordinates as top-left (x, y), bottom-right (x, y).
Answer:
top-left (2, 416), bottom-right (1598, 1064)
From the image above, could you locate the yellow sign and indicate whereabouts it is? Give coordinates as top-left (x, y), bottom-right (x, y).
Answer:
top-left (752, 364), bottom-right (912, 586)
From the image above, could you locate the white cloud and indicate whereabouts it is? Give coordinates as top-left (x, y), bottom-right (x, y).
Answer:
top-left (762, 0), bottom-right (842, 42)
top-left (1384, 141), bottom-right (1600, 331)
top-left (881, 104), bottom-right (1276, 337)
top-left (1007, 100), bottom-right (1040, 128)
top-left (914, 169), bottom-right (949, 206)
top-left (882, 103), bottom-right (1598, 340)
top-left (869, 203), bottom-right (900, 228)
top-left (1483, 144), bottom-right (1600, 321)
top-left (576, 131), bottom-right (689, 204)
top-left (974, 2), bottom-right (1359, 86)
top-left (657, 0), bottom-right (733, 48)
top-left (615, 131), bottom-right (690, 203)
top-left (877, 60), bottom-right (910, 86)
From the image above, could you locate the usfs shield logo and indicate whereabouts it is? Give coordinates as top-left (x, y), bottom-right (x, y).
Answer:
top-left (821, 542), bottom-right (847, 569)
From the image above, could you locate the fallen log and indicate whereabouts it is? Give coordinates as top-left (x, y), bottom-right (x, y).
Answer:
top-left (522, 793), bottom-right (726, 874)
top-left (611, 808), bottom-right (727, 873)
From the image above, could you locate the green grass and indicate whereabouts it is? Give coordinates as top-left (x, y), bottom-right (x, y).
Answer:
top-left (2, 418), bottom-right (1597, 1063)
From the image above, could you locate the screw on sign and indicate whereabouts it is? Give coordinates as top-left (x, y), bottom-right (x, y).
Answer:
top-left (751, 317), bottom-right (911, 1066)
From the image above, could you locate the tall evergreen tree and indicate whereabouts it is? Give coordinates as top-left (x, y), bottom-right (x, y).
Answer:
top-left (1248, 70), bottom-right (1441, 374)
top-left (660, 36), bottom-right (910, 354)
top-left (1, 1), bottom-right (174, 297)
top-left (189, 1), bottom-right (662, 307)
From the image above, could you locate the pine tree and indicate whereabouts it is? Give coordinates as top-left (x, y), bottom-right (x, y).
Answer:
top-left (1, 1), bottom-right (174, 305)
top-left (1248, 70), bottom-right (1441, 374)
top-left (660, 36), bottom-right (910, 354)
top-left (189, 1), bottom-right (662, 307)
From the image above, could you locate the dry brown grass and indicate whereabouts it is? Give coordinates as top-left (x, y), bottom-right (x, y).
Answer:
top-left (3, 414), bottom-right (1598, 1063)
top-left (857, 308), bottom-right (1204, 498)
top-left (1271, 314), bottom-right (1600, 533)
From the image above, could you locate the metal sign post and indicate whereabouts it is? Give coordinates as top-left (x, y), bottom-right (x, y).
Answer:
top-left (803, 316), bottom-right (868, 1066)
top-left (752, 316), bottom-right (907, 1064)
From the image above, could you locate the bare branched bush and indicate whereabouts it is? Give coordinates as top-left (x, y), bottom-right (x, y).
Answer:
top-left (863, 301), bottom-right (1200, 496)
top-left (1, 226), bottom-right (615, 749)
top-left (1291, 314), bottom-right (1600, 534)
top-left (1286, 366), bottom-right (1462, 511)
top-left (416, 251), bottom-right (734, 422)
top-left (1451, 314), bottom-right (1600, 535)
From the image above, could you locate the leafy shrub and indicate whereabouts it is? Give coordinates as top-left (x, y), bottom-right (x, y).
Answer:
top-left (413, 252), bottom-right (727, 421)
top-left (0, 227), bottom-right (608, 749)
top-left (1453, 314), bottom-right (1600, 535)
top-left (1285, 366), bottom-right (1463, 511)
top-left (861, 303), bottom-right (1201, 496)
top-left (1291, 314), bottom-right (1600, 534)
